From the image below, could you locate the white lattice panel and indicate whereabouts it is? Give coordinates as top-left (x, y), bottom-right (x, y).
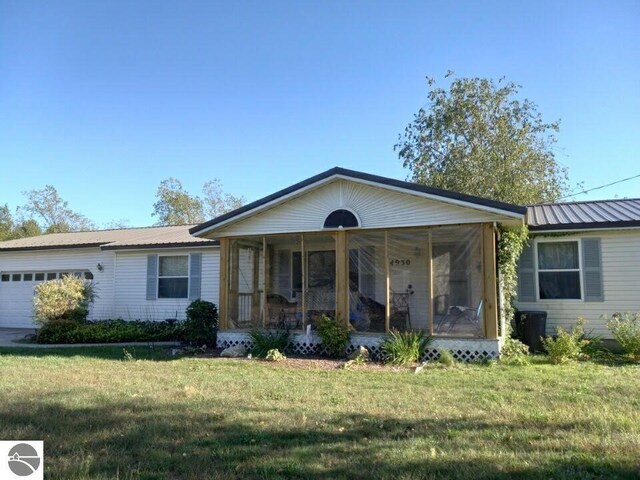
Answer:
top-left (217, 332), bottom-right (502, 362)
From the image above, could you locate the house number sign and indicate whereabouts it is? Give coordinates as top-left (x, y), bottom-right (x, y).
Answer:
top-left (389, 259), bottom-right (411, 266)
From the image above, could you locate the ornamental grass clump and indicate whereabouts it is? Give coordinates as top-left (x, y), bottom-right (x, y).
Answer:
top-left (249, 329), bottom-right (290, 358)
top-left (379, 329), bottom-right (432, 366)
top-left (33, 275), bottom-right (96, 324)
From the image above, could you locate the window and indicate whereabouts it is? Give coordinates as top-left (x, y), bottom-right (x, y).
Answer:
top-left (84, 271), bottom-right (94, 280)
top-left (46, 273), bottom-right (57, 280)
top-left (158, 255), bottom-right (189, 299)
top-left (35, 273), bottom-right (45, 281)
top-left (537, 241), bottom-right (581, 300)
top-left (323, 209), bottom-right (359, 229)
top-left (1, 274), bottom-right (9, 282)
top-left (12, 274), bottom-right (22, 281)
top-left (23, 273), bottom-right (33, 281)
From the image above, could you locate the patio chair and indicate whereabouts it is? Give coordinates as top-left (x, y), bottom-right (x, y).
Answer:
top-left (266, 294), bottom-right (300, 330)
top-left (435, 299), bottom-right (483, 336)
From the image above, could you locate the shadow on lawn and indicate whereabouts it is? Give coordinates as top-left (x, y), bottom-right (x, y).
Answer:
top-left (0, 400), bottom-right (637, 480)
top-left (0, 345), bottom-right (175, 361)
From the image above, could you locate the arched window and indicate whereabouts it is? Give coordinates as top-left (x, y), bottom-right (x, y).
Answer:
top-left (323, 209), bottom-right (359, 229)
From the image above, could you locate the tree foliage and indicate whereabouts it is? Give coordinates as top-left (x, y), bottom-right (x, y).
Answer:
top-left (396, 75), bottom-right (570, 205)
top-left (152, 177), bottom-right (245, 226)
top-left (20, 185), bottom-right (95, 233)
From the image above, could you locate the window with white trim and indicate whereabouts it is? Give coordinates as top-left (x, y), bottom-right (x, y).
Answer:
top-left (537, 241), bottom-right (581, 300)
top-left (158, 255), bottom-right (189, 299)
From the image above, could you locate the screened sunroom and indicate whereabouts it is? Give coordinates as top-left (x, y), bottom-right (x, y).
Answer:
top-left (190, 168), bottom-right (526, 359)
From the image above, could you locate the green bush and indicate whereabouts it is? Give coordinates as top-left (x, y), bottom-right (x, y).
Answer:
top-left (249, 329), bottom-right (290, 358)
top-left (379, 329), bottom-right (432, 365)
top-left (184, 300), bottom-right (218, 347)
top-left (265, 348), bottom-right (286, 362)
top-left (605, 312), bottom-right (640, 357)
top-left (436, 348), bottom-right (456, 366)
top-left (33, 275), bottom-right (96, 324)
top-left (542, 319), bottom-right (589, 364)
top-left (36, 319), bottom-right (184, 344)
top-left (316, 315), bottom-right (351, 358)
top-left (500, 337), bottom-right (530, 366)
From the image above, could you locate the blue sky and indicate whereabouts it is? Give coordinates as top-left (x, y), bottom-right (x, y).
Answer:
top-left (1, 0), bottom-right (639, 227)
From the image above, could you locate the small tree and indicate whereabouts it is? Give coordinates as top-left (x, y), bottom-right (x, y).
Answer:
top-left (33, 275), bottom-right (96, 324)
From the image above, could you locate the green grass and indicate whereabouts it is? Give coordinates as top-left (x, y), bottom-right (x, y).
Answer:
top-left (0, 347), bottom-right (639, 479)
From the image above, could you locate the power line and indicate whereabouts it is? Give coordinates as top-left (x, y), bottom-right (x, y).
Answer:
top-left (558, 173), bottom-right (640, 201)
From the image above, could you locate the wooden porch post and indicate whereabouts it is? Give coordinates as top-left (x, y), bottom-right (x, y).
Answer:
top-left (427, 230), bottom-right (433, 336)
top-left (218, 238), bottom-right (229, 330)
top-left (229, 240), bottom-right (239, 326)
top-left (482, 223), bottom-right (499, 339)
top-left (335, 230), bottom-right (349, 326)
top-left (262, 236), bottom-right (268, 328)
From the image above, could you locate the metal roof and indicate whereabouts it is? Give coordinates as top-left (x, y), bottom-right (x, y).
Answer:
top-left (527, 198), bottom-right (640, 231)
top-left (0, 225), bottom-right (218, 252)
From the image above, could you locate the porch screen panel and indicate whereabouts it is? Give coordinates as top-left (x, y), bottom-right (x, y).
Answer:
top-left (303, 233), bottom-right (336, 328)
top-left (431, 226), bottom-right (483, 338)
top-left (387, 230), bottom-right (431, 332)
top-left (265, 235), bottom-right (303, 330)
top-left (228, 238), bottom-right (264, 329)
top-left (347, 232), bottom-right (386, 333)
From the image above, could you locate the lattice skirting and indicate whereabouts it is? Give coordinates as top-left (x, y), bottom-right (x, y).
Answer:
top-left (217, 331), bottom-right (503, 362)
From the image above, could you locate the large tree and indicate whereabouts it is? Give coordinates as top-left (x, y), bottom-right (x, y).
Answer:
top-left (396, 75), bottom-right (570, 205)
top-left (152, 178), bottom-right (245, 226)
top-left (20, 185), bottom-right (95, 233)
top-left (0, 204), bottom-right (14, 241)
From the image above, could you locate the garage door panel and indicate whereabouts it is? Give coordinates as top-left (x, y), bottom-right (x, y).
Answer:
top-left (0, 283), bottom-right (37, 328)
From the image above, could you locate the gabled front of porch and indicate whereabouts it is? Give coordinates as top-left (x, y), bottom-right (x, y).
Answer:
top-left (190, 168), bottom-right (526, 360)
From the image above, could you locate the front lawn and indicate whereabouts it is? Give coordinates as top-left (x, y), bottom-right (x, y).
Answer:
top-left (0, 347), bottom-right (638, 479)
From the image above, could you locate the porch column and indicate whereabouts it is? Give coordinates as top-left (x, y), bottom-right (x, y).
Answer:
top-left (335, 230), bottom-right (349, 326)
top-left (482, 223), bottom-right (499, 339)
top-left (218, 237), bottom-right (229, 330)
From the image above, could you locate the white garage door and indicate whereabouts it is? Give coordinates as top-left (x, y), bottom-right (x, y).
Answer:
top-left (0, 271), bottom-right (94, 328)
top-left (0, 273), bottom-right (39, 328)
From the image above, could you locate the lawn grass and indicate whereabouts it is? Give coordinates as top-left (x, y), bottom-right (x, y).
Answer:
top-left (0, 347), bottom-right (638, 479)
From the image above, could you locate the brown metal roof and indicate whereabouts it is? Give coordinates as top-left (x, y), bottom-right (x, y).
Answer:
top-left (0, 225), bottom-right (218, 252)
top-left (527, 198), bottom-right (640, 231)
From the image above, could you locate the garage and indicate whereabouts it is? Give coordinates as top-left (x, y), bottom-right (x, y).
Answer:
top-left (0, 271), bottom-right (93, 328)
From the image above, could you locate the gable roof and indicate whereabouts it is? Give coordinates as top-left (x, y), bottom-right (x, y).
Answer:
top-left (527, 198), bottom-right (640, 231)
top-left (0, 225), bottom-right (218, 252)
top-left (190, 167), bottom-right (527, 236)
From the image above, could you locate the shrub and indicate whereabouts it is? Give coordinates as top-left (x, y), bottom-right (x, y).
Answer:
top-left (33, 275), bottom-right (96, 324)
top-left (316, 315), bottom-right (351, 358)
top-left (542, 319), bottom-right (589, 364)
top-left (605, 312), bottom-right (640, 357)
top-left (36, 319), bottom-right (183, 344)
top-left (436, 348), bottom-right (456, 366)
top-left (500, 337), bottom-right (530, 366)
top-left (250, 329), bottom-right (290, 358)
top-left (184, 300), bottom-right (218, 347)
top-left (379, 329), bottom-right (432, 365)
top-left (265, 349), bottom-right (286, 362)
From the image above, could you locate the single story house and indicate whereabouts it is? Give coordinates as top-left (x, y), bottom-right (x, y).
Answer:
top-left (1, 167), bottom-right (638, 359)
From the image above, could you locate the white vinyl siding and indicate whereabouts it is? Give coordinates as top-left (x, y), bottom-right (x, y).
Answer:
top-left (113, 248), bottom-right (219, 321)
top-left (213, 179), bottom-right (516, 237)
top-left (516, 230), bottom-right (640, 338)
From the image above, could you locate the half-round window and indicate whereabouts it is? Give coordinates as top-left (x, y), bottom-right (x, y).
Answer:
top-left (323, 209), bottom-right (359, 229)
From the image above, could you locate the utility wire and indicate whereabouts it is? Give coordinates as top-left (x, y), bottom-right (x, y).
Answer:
top-left (557, 173), bottom-right (640, 201)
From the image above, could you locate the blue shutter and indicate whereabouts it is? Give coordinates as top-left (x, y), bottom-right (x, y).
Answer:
top-left (189, 253), bottom-right (202, 301)
top-left (582, 238), bottom-right (604, 302)
top-left (517, 242), bottom-right (536, 302)
top-left (146, 254), bottom-right (158, 301)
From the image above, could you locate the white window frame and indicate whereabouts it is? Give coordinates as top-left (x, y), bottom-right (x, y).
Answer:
top-left (157, 254), bottom-right (190, 299)
top-left (535, 238), bottom-right (583, 301)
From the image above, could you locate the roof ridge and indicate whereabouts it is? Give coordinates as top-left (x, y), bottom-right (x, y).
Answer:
top-left (531, 197), bottom-right (640, 207)
top-left (34, 224), bottom-right (198, 236)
